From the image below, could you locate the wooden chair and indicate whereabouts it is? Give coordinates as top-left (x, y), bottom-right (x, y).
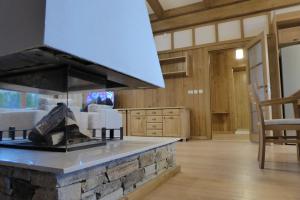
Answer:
top-left (248, 85), bottom-right (300, 169)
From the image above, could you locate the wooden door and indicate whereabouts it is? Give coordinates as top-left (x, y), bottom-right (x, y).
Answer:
top-left (163, 116), bottom-right (180, 137)
top-left (233, 68), bottom-right (250, 130)
top-left (130, 115), bottom-right (146, 136)
top-left (246, 32), bottom-right (271, 142)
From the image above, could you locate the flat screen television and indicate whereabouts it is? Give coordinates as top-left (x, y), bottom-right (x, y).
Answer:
top-left (86, 91), bottom-right (115, 107)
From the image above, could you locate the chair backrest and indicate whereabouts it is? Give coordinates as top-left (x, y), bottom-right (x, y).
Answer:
top-left (248, 85), bottom-right (265, 128)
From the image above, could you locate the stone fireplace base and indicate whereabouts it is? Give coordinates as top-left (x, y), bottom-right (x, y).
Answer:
top-left (0, 137), bottom-right (177, 200)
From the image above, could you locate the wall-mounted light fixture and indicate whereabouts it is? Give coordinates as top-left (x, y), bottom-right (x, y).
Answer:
top-left (235, 49), bottom-right (244, 60)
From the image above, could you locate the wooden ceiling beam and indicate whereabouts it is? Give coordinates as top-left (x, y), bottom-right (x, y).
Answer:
top-left (150, 0), bottom-right (249, 21)
top-left (150, 2), bottom-right (206, 21)
top-left (151, 0), bottom-right (300, 33)
top-left (147, 0), bottom-right (164, 18)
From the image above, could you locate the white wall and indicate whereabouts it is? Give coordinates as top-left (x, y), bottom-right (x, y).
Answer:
top-left (281, 44), bottom-right (300, 134)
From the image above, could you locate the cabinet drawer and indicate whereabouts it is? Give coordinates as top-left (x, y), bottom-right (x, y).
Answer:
top-left (278, 27), bottom-right (300, 45)
top-left (147, 123), bottom-right (163, 130)
top-left (130, 110), bottom-right (145, 116)
top-left (146, 110), bottom-right (162, 116)
top-left (147, 116), bottom-right (163, 123)
top-left (147, 130), bottom-right (163, 137)
top-left (163, 109), bottom-right (180, 116)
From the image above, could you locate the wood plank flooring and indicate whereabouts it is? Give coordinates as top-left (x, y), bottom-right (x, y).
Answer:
top-left (142, 140), bottom-right (300, 200)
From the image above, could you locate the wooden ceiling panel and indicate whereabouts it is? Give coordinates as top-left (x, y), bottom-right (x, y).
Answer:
top-left (149, 0), bottom-right (250, 21)
top-left (159, 0), bottom-right (203, 10)
top-left (151, 0), bottom-right (300, 33)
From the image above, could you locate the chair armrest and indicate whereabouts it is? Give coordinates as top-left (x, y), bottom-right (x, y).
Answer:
top-left (260, 96), bottom-right (300, 106)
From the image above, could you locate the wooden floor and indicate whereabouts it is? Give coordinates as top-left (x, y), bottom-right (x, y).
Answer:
top-left (143, 140), bottom-right (300, 200)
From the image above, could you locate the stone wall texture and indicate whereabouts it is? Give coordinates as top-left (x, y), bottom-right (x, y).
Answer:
top-left (0, 143), bottom-right (176, 200)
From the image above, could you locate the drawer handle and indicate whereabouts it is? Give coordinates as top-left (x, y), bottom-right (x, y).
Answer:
top-left (152, 118), bottom-right (156, 121)
top-left (136, 117), bottom-right (141, 120)
top-left (136, 112), bottom-right (140, 114)
top-left (152, 112), bottom-right (156, 114)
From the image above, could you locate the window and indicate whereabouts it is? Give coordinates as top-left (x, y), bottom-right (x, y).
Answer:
top-left (26, 93), bottom-right (40, 108)
top-left (0, 90), bottom-right (39, 109)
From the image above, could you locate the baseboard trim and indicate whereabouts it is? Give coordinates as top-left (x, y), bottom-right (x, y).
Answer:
top-left (122, 165), bottom-right (181, 200)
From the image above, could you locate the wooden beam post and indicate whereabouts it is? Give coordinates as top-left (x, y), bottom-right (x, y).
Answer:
top-left (147, 0), bottom-right (164, 18)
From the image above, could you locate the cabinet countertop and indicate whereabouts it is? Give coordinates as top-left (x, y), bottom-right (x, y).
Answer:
top-left (117, 107), bottom-right (189, 111)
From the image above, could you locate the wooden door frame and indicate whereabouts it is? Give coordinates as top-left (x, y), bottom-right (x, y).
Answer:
top-left (205, 40), bottom-right (251, 139)
top-left (245, 32), bottom-right (271, 142)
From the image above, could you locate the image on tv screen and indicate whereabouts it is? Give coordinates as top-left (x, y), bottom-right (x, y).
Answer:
top-left (86, 91), bottom-right (114, 106)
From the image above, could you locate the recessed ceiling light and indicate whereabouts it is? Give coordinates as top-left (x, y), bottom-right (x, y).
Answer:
top-left (236, 49), bottom-right (244, 60)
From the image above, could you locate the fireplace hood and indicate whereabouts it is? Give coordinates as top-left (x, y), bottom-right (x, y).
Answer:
top-left (0, 0), bottom-right (164, 94)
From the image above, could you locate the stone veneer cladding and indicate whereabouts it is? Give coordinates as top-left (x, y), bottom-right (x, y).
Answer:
top-left (0, 143), bottom-right (176, 200)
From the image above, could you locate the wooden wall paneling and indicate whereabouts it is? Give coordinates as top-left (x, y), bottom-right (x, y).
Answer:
top-left (192, 48), bottom-right (204, 137)
top-left (144, 89), bottom-right (154, 108)
top-left (202, 47), bottom-right (212, 138)
top-left (233, 69), bottom-right (251, 130)
top-left (116, 40), bottom-right (250, 138)
top-left (200, 48), bottom-right (209, 137)
top-left (227, 50), bottom-right (238, 132)
top-left (180, 50), bottom-right (196, 136)
top-left (136, 90), bottom-right (146, 108)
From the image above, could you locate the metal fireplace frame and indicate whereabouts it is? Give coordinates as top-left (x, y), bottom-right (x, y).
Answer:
top-left (0, 127), bottom-right (124, 152)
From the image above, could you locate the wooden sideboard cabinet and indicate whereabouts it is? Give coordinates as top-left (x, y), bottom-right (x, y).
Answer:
top-left (119, 107), bottom-right (190, 141)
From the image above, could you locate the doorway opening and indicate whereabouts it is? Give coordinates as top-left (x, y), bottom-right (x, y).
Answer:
top-left (209, 48), bottom-right (250, 140)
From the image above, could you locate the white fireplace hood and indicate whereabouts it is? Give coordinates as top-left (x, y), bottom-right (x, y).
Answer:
top-left (0, 0), bottom-right (164, 93)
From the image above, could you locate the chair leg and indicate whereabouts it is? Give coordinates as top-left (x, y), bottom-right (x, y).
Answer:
top-left (259, 130), bottom-right (266, 169)
top-left (297, 131), bottom-right (300, 161)
top-left (297, 144), bottom-right (300, 161)
top-left (257, 145), bottom-right (260, 161)
top-left (259, 140), bottom-right (265, 169)
top-left (258, 134), bottom-right (261, 161)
